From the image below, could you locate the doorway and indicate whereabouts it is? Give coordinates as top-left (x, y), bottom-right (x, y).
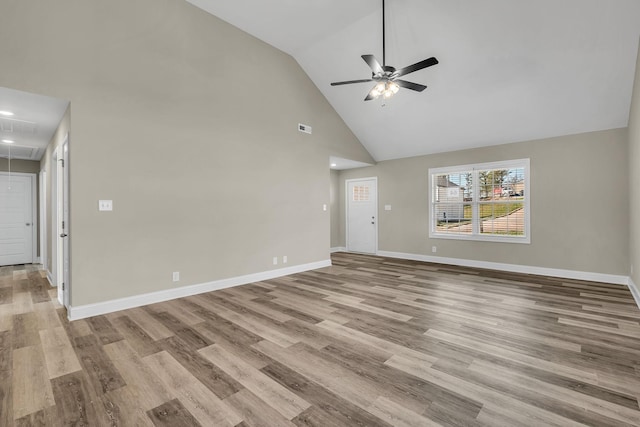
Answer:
top-left (346, 177), bottom-right (378, 254)
top-left (0, 172), bottom-right (36, 265)
top-left (51, 135), bottom-right (70, 307)
top-left (39, 170), bottom-right (46, 268)
top-left (61, 140), bottom-right (70, 308)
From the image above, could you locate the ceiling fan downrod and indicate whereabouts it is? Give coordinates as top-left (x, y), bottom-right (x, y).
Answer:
top-left (382, 0), bottom-right (386, 66)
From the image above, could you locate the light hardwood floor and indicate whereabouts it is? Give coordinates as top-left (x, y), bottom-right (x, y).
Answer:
top-left (2, 252), bottom-right (640, 426)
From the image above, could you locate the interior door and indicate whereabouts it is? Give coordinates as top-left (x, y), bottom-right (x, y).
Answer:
top-left (52, 148), bottom-right (59, 301)
top-left (347, 178), bottom-right (377, 254)
top-left (62, 141), bottom-right (70, 307)
top-left (54, 140), bottom-right (69, 307)
top-left (0, 173), bottom-right (34, 266)
top-left (39, 170), bottom-right (46, 269)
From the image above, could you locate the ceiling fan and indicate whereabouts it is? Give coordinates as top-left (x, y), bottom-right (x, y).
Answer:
top-left (330, 0), bottom-right (438, 101)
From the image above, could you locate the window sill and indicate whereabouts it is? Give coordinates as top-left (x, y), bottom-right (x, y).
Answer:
top-left (429, 232), bottom-right (531, 244)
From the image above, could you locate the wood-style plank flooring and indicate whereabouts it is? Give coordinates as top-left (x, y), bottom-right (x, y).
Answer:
top-left (2, 252), bottom-right (640, 426)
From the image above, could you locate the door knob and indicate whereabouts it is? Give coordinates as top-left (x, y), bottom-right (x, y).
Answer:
top-left (60, 233), bottom-right (68, 238)
top-left (25, 223), bottom-right (31, 226)
top-left (371, 221), bottom-right (375, 224)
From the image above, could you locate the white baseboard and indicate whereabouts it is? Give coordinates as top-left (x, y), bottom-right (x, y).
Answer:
top-left (46, 271), bottom-right (55, 287)
top-left (376, 250), bottom-right (629, 285)
top-left (628, 278), bottom-right (640, 309)
top-left (67, 259), bottom-right (332, 321)
top-left (330, 246), bottom-right (347, 253)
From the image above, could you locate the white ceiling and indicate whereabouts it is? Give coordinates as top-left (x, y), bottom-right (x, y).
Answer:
top-left (329, 156), bottom-right (373, 171)
top-left (188, 0), bottom-right (640, 162)
top-left (0, 87), bottom-right (68, 161)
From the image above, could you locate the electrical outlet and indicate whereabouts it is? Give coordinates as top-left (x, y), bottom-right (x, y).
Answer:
top-left (273, 257), bottom-right (278, 265)
top-left (98, 200), bottom-right (113, 211)
top-left (432, 246), bottom-right (437, 253)
top-left (283, 255), bottom-right (288, 264)
top-left (172, 271), bottom-right (180, 282)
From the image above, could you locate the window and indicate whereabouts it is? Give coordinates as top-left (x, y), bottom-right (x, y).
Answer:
top-left (352, 185), bottom-right (370, 202)
top-left (429, 159), bottom-right (530, 243)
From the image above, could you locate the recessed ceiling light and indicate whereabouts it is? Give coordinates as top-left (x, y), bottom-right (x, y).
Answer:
top-left (2, 139), bottom-right (15, 144)
top-left (0, 111), bottom-right (14, 116)
top-left (330, 163), bottom-right (337, 167)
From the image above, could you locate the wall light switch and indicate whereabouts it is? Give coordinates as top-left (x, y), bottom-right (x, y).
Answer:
top-left (98, 200), bottom-right (113, 211)
top-left (384, 205), bottom-right (392, 211)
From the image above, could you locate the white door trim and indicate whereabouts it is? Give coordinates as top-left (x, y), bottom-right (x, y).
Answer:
top-left (62, 139), bottom-right (70, 308)
top-left (51, 148), bottom-right (59, 286)
top-left (56, 145), bottom-right (63, 293)
top-left (345, 176), bottom-right (378, 254)
top-left (0, 171), bottom-right (37, 265)
top-left (31, 174), bottom-right (37, 263)
top-left (39, 170), bottom-right (47, 268)
top-left (51, 132), bottom-right (70, 308)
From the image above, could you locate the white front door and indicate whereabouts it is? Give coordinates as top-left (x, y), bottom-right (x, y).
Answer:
top-left (346, 178), bottom-right (377, 254)
top-left (0, 173), bottom-right (34, 266)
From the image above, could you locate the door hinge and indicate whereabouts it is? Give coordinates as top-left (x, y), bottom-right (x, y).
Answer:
top-left (59, 159), bottom-right (64, 167)
top-left (62, 220), bottom-right (65, 230)
top-left (62, 282), bottom-right (65, 291)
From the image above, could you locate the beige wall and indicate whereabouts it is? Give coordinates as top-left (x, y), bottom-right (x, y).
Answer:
top-left (0, 159), bottom-right (40, 174)
top-left (2, 0), bottom-right (372, 306)
top-left (629, 40), bottom-right (640, 285)
top-left (339, 128), bottom-right (629, 276)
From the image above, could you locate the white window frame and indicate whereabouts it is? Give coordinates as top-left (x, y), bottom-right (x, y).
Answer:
top-left (429, 158), bottom-right (530, 244)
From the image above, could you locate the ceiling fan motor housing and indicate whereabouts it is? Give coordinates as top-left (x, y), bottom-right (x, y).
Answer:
top-left (374, 65), bottom-right (397, 81)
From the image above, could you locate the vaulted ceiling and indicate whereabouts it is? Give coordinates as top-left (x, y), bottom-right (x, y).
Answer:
top-left (188, 0), bottom-right (640, 161)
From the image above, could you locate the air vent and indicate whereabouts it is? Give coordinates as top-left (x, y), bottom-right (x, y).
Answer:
top-left (298, 123), bottom-right (312, 134)
top-left (0, 145), bottom-right (40, 160)
top-left (0, 117), bottom-right (37, 135)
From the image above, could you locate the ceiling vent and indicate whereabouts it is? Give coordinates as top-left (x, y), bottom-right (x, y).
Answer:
top-left (298, 123), bottom-right (312, 134)
top-left (0, 117), bottom-right (37, 135)
top-left (0, 145), bottom-right (41, 160)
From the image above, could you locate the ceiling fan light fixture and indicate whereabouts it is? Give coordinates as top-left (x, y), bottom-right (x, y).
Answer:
top-left (369, 82), bottom-right (386, 98)
top-left (371, 81), bottom-right (400, 99)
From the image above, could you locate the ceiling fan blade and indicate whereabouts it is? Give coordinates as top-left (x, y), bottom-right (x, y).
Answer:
top-left (394, 57), bottom-right (438, 78)
top-left (395, 79), bottom-right (427, 92)
top-left (361, 55), bottom-right (384, 75)
top-left (331, 79), bottom-right (373, 86)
